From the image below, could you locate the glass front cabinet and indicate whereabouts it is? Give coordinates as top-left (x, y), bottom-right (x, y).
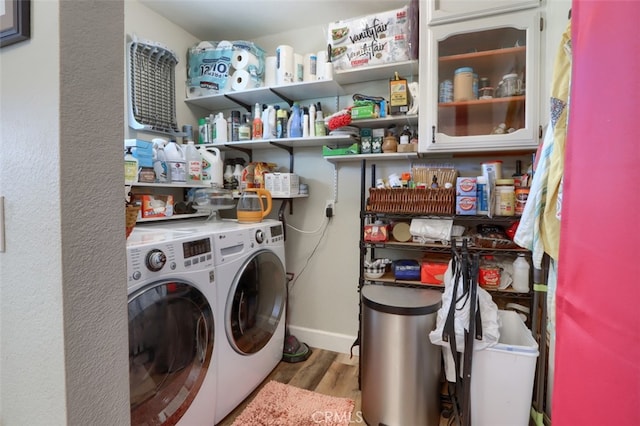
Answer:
top-left (419, 10), bottom-right (542, 153)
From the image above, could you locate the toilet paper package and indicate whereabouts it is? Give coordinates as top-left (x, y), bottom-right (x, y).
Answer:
top-left (327, 6), bottom-right (416, 71)
top-left (186, 40), bottom-right (265, 97)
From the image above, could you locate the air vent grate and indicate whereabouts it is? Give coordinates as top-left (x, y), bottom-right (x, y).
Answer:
top-left (127, 36), bottom-right (180, 135)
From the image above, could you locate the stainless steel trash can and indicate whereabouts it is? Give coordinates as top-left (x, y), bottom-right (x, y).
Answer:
top-left (361, 285), bottom-right (442, 426)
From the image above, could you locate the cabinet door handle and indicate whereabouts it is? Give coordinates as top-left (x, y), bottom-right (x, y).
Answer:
top-left (431, 125), bottom-right (436, 143)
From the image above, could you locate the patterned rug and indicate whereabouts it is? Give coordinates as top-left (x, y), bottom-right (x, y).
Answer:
top-left (231, 380), bottom-right (355, 426)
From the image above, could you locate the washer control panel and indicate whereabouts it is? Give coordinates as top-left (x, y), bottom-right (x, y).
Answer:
top-left (127, 236), bottom-right (213, 284)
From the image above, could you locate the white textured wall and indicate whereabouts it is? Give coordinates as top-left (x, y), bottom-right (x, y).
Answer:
top-left (0, 1), bottom-right (128, 425)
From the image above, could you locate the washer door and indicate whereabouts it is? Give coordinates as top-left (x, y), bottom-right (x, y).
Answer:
top-left (128, 280), bottom-right (214, 426)
top-left (227, 250), bottom-right (286, 355)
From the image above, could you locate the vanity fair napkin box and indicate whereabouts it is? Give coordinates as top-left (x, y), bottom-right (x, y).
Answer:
top-left (264, 173), bottom-right (300, 196)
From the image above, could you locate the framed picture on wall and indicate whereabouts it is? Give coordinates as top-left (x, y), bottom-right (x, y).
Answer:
top-left (1, 0), bottom-right (30, 48)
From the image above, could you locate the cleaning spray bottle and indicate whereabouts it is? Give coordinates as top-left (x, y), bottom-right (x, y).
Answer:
top-left (252, 103), bottom-right (263, 140)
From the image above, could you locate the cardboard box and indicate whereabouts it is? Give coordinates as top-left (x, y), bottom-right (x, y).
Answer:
top-left (372, 128), bottom-right (385, 153)
top-left (322, 142), bottom-right (360, 156)
top-left (360, 128), bottom-right (372, 154)
top-left (456, 177), bottom-right (477, 196)
top-left (264, 173), bottom-right (300, 196)
top-left (394, 259), bottom-right (421, 280)
top-left (456, 196), bottom-right (477, 215)
top-left (351, 104), bottom-right (377, 120)
top-left (135, 194), bottom-right (174, 218)
top-left (364, 223), bottom-right (388, 242)
top-left (421, 256), bottom-right (450, 285)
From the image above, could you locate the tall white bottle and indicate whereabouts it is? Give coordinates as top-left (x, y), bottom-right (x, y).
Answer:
top-left (512, 254), bottom-right (530, 292)
top-left (214, 113), bottom-right (228, 143)
top-left (186, 140), bottom-right (203, 183)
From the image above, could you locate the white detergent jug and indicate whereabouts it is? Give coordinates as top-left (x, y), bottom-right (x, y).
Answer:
top-left (164, 140), bottom-right (186, 183)
top-left (198, 146), bottom-right (224, 187)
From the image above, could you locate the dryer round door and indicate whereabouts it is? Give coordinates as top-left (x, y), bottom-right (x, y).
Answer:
top-left (128, 280), bottom-right (214, 426)
top-left (226, 249), bottom-right (286, 355)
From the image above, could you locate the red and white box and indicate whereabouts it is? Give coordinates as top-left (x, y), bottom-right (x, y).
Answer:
top-left (456, 196), bottom-right (477, 215)
top-left (456, 177), bottom-right (477, 196)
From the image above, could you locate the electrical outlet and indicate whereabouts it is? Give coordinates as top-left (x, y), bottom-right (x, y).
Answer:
top-left (325, 199), bottom-right (335, 217)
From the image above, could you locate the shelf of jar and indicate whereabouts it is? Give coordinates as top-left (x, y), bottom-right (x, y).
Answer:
top-left (439, 46), bottom-right (526, 77)
top-left (334, 60), bottom-right (419, 85)
top-left (362, 273), bottom-right (530, 295)
top-left (438, 95), bottom-right (525, 108)
top-left (363, 240), bottom-right (528, 255)
top-left (184, 79), bottom-right (345, 112)
top-left (350, 114), bottom-right (419, 128)
top-left (324, 152), bottom-right (419, 163)
top-left (211, 135), bottom-right (357, 150)
top-left (127, 181), bottom-right (215, 188)
top-left (363, 212), bottom-right (522, 223)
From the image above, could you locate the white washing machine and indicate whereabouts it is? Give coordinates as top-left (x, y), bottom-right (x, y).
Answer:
top-left (126, 226), bottom-right (218, 426)
top-left (209, 219), bottom-right (287, 424)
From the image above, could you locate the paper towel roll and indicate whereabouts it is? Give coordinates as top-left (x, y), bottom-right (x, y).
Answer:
top-left (316, 50), bottom-right (327, 80)
top-left (303, 53), bottom-right (317, 82)
top-left (264, 56), bottom-right (277, 87)
top-left (231, 49), bottom-right (260, 71)
top-left (231, 69), bottom-right (258, 91)
top-left (294, 53), bottom-right (303, 82)
top-left (276, 45), bottom-right (294, 85)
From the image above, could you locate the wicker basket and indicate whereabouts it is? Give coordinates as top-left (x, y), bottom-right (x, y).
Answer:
top-left (367, 188), bottom-right (455, 215)
top-left (125, 204), bottom-right (141, 239)
top-left (474, 234), bottom-right (519, 249)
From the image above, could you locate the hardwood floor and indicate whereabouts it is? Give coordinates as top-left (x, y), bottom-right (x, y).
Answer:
top-left (216, 347), bottom-right (450, 426)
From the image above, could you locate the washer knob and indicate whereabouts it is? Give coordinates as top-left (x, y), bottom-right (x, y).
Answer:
top-left (146, 249), bottom-right (166, 272)
top-left (255, 229), bottom-right (265, 244)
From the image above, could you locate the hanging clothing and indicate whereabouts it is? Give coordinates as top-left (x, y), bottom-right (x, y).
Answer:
top-left (514, 21), bottom-right (572, 266)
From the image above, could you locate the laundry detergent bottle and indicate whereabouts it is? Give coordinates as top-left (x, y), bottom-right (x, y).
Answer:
top-left (198, 146), bottom-right (224, 187)
top-left (164, 139), bottom-right (186, 183)
top-left (186, 141), bottom-right (203, 183)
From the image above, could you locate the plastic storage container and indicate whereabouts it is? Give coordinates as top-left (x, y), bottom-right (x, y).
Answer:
top-left (361, 285), bottom-right (442, 426)
top-left (471, 310), bottom-right (539, 426)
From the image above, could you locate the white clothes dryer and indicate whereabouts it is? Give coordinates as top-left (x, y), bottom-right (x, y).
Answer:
top-left (209, 219), bottom-right (287, 423)
top-left (126, 226), bottom-right (218, 426)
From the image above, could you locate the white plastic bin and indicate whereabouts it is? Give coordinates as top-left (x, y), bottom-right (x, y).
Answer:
top-left (471, 310), bottom-right (539, 426)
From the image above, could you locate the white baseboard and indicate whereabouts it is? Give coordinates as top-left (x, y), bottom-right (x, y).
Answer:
top-left (287, 325), bottom-right (359, 357)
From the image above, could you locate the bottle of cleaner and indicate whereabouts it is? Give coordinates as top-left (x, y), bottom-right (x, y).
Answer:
top-left (302, 106), bottom-right (309, 138)
top-left (152, 138), bottom-right (169, 183)
top-left (164, 139), bottom-right (186, 183)
top-left (224, 163), bottom-right (235, 190)
top-left (268, 105), bottom-right (277, 138)
top-left (289, 103), bottom-right (302, 138)
top-left (512, 254), bottom-right (530, 292)
top-left (261, 105), bottom-right (271, 140)
top-left (238, 114), bottom-right (251, 141)
top-left (198, 146), bottom-right (224, 187)
top-left (214, 113), bottom-right (228, 143)
top-left (124, 147), bottom-right (139, 184)
top-left (308, 103), bottom-right (316, 137)
top-left (233, 161), bottom-right (244, 191)
top-left (276, 108), bottom-right (287, 138)
top-left (252, 103), bottom-right (263, 140)
top-left (186, 140), bottom-right (202, 183)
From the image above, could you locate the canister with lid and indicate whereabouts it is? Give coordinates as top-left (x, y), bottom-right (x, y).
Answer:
top-left (453, 67), bottom-right (474, 102)
top-left (515, 187), bottom-right (530, 215)
top-left (495, 178), bottom-right (515, 216)
top-left (502, 73), bottom-right (522, 97)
